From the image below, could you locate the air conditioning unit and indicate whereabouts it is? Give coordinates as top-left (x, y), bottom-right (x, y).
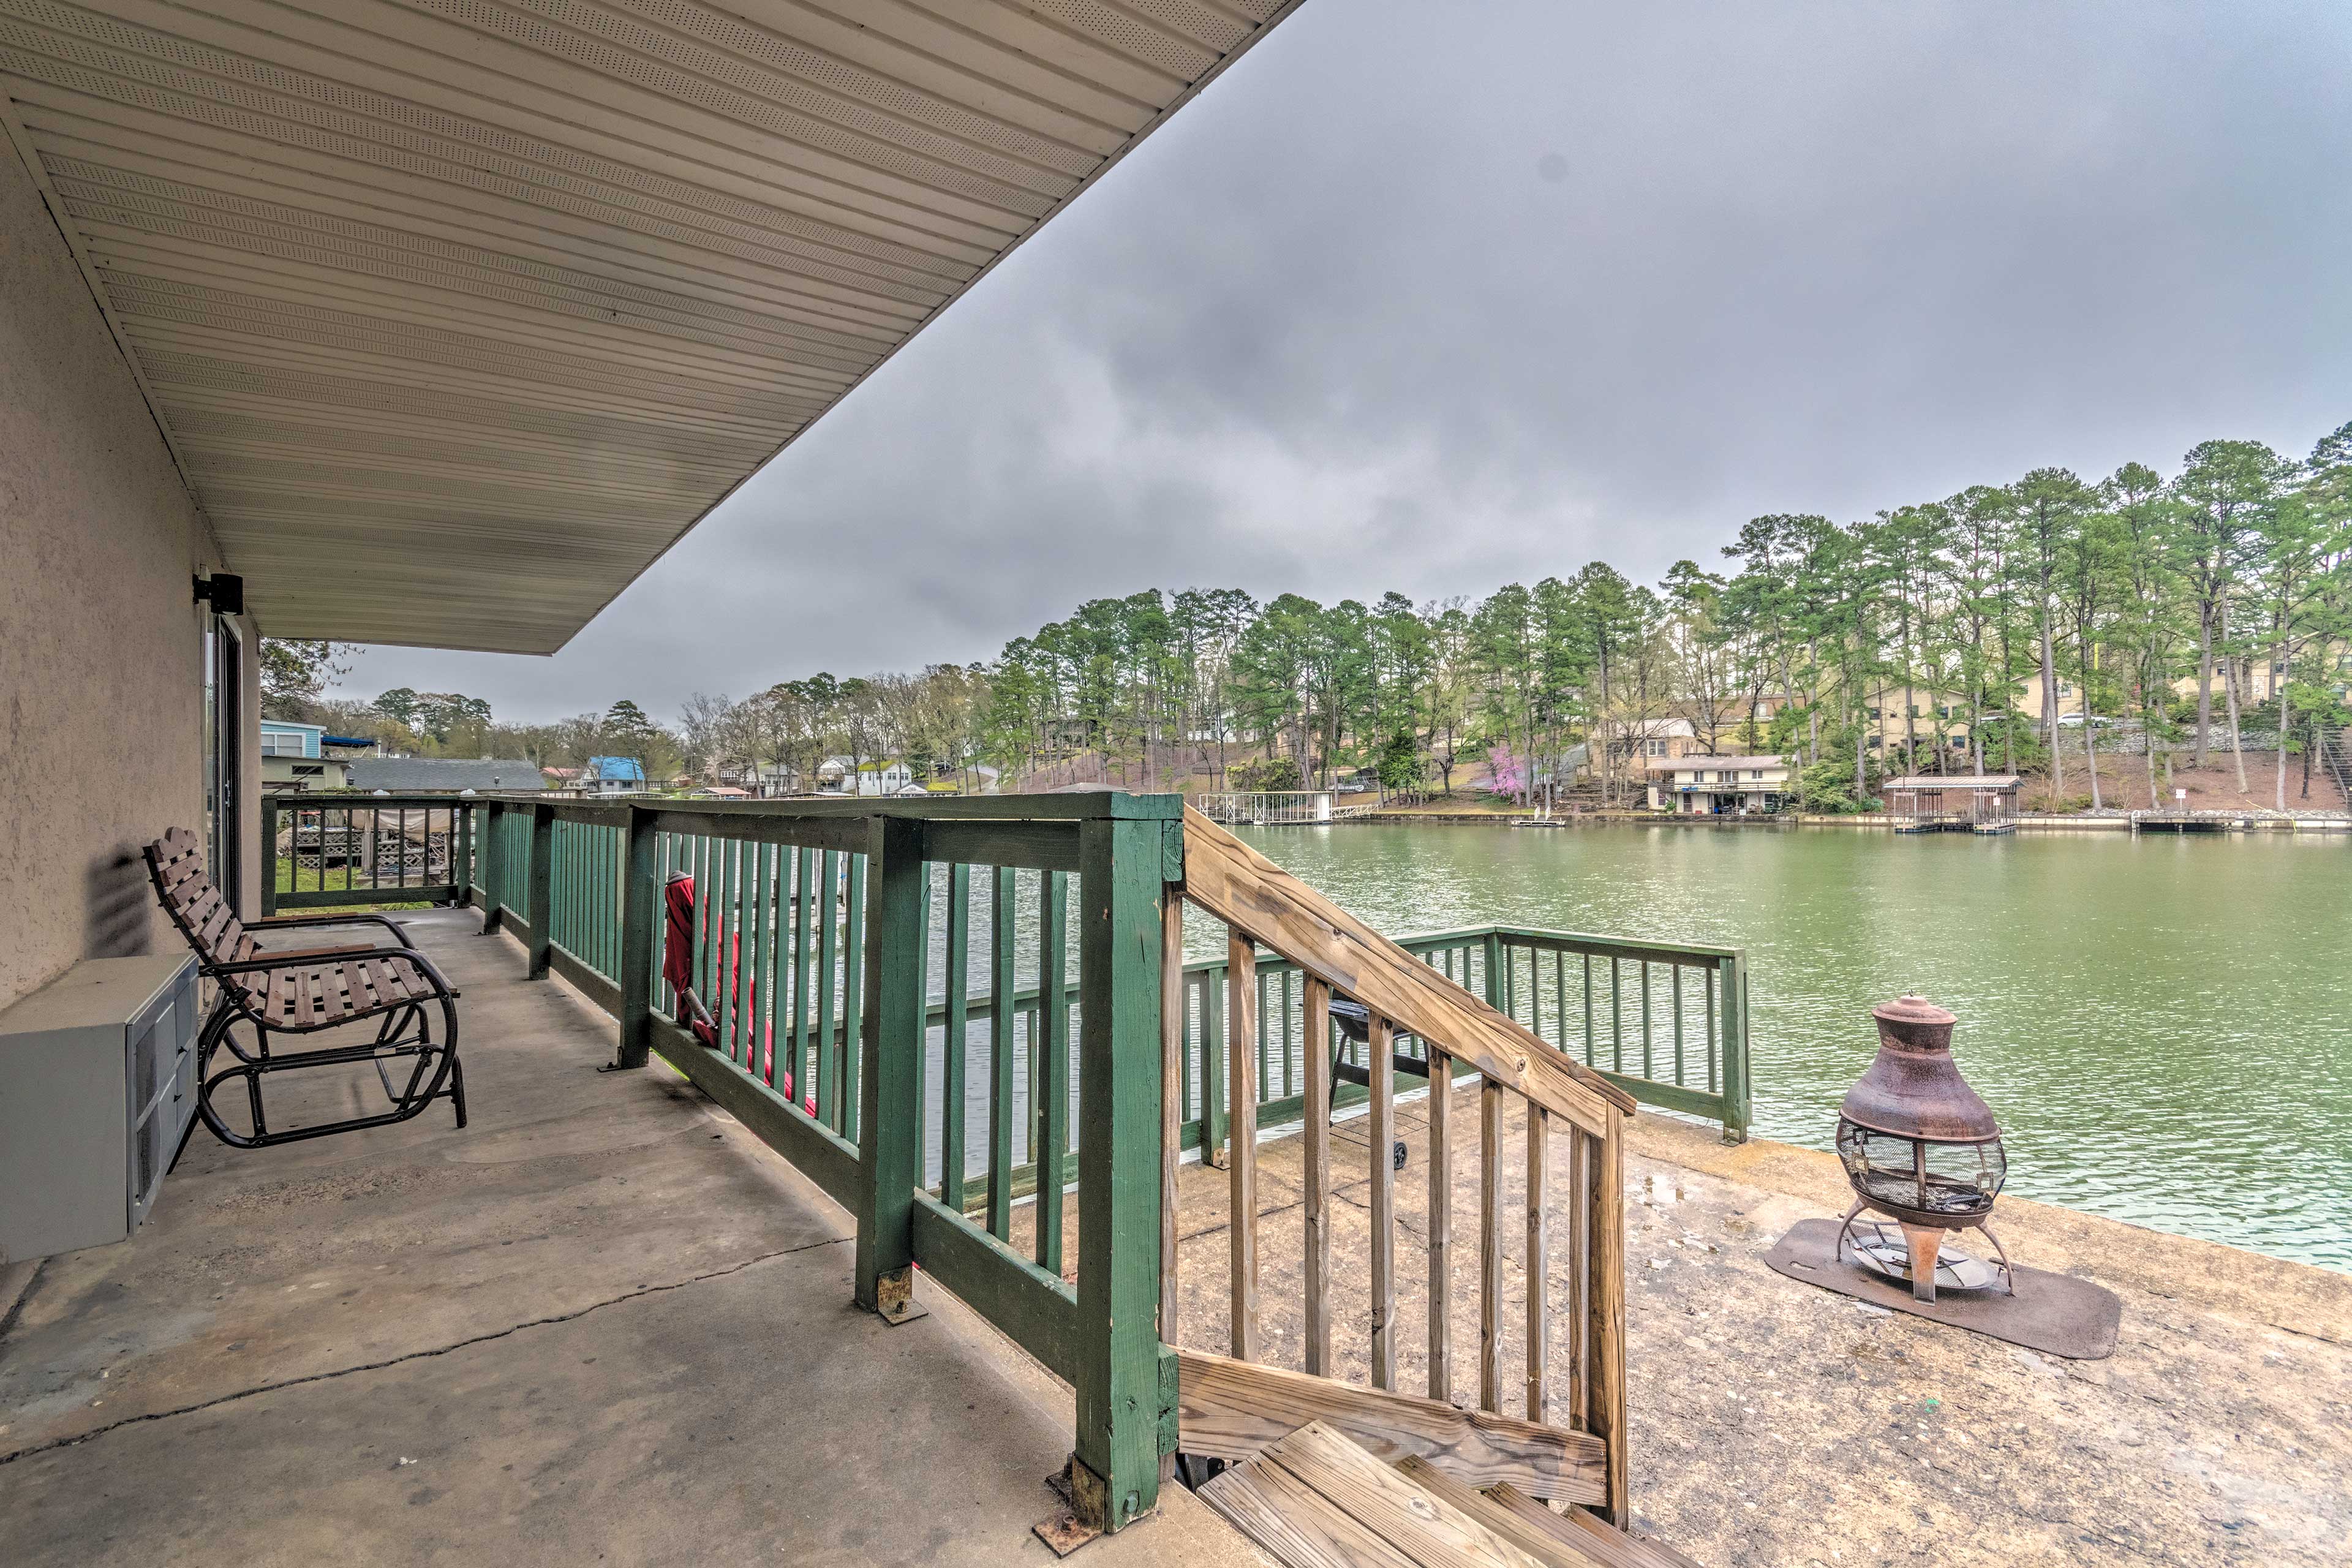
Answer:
top-left (0, 953), bottom-right (199, 1265)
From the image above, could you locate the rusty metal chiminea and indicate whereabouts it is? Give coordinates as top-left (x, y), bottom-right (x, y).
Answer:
top-left (1834, 995), bottom-right (2013, 1302)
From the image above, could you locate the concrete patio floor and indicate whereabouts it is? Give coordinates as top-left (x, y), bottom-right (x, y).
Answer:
top-left (0, 909), bottom-right (1265, 1568)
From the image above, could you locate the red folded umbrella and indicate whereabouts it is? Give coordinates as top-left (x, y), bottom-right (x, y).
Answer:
top-left (662, 870), bottom-right (801, 1106)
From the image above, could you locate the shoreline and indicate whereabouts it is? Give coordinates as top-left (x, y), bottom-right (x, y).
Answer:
top-left (1289, 809), bottom-right (2352, 832)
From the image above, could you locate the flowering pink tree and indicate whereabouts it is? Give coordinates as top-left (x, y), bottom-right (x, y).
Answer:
top-left (1485, 742), bottom-right (1526, 801)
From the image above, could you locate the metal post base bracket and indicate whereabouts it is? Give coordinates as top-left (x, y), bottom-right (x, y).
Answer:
top-left (1035, 1455), bottom-right (1149, 1555)
top-left (866, 1264), bottom-right (927, 1325)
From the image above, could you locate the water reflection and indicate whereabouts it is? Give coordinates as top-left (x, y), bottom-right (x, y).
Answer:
top-left (1230, 824), bottom-right (2351, 1273)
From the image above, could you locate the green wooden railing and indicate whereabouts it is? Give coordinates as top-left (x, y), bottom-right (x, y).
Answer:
top-left (422, 791), bottom-right (1175, 1534)
top-left (258, 791), bottom-right (1752, 1526)
top-left (1169, 925), bottom-right (1750, 1153)
top-left (261, 793), bottom-right (473, 911)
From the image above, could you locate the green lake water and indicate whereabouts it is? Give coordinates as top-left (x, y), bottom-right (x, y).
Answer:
top-left (1231, 823), bottom-right (2352, 1273)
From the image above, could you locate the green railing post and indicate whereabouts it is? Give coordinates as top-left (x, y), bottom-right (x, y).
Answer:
top-left (1481, 930), bottom-right (1504, 1010)
top-left (456, 801), bottom-right (475, 908)
top-left (1069, 809), bottom-right (1172, 1533)
top-left (854, 815), bottom-right (927, 1324)
top-left (527, 801), bottom-right (554, 979)
top-left (260, 796), bottom-right (279, 917)
top-left (480, 801), bottom-right (506, 934)
top-left (615, 804), bottom-right (657, 1069)
top-left (1719, 952), bottom-right (1751, 1144)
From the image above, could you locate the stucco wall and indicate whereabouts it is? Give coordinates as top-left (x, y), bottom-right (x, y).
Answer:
top-left (0, 141), bottom-right (257, 1012)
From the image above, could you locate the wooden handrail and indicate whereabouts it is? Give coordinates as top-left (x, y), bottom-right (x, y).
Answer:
top-left (1179, 809), bottom-right (1635, 1134)
top-left (1173, 804), bottom-right (1633, 1526)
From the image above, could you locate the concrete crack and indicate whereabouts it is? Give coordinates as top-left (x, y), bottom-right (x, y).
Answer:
top-left (0, 1236), bottom-right (845, 1468)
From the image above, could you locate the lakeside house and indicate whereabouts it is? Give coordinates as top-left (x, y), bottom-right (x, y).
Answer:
top-left (345, 757), bottom-right (547, 793)
top-left (546, 756), bottom-right (649, 796)
top-left (813, 756), bottom-right (917, 796)
top-left (257, 719), bottom-right (350, 791)
top-left (1647, 754), bottom-right (1796, 813)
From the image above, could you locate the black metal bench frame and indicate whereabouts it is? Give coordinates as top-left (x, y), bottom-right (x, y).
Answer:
top-left (145, 829), bottom-right (466, 1150)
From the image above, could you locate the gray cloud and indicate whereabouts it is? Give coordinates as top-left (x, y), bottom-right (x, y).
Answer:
top-left (344, 0), bottom-right (2352, 722)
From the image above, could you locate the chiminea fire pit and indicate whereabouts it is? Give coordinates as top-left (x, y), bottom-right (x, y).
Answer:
top-left (1834, 995), bottom-right (2013, 1302)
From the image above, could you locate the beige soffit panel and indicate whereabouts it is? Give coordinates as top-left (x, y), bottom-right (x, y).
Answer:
top-left (1, 0), bottom-right (1303, 652)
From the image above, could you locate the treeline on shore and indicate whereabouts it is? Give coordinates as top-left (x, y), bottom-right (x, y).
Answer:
top-left (270, 420), bottom-right (2352, 812)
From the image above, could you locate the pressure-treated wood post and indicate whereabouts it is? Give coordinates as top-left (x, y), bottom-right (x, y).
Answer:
top-left (259, 796), bottom-right (279, 917)
top-left (526, 801), bottom-right (554, 979)
top-left (1226, 929), bottom-right (1259, 1362)
top-left (1586, 1104), bottom-right (1629, 1525)
top-left (853, 814), bottom-right (926, 1324)
top-left (480, 801), bottom-right (505, 934)
top-left (615, 804), bottom-right (657, 1069)
top-left (1069, 807), bottom-right (1172, 1532)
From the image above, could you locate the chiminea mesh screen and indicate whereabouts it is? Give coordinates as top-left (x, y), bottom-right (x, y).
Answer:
top-left (1836, 1120), bottom-right (2006, 1217)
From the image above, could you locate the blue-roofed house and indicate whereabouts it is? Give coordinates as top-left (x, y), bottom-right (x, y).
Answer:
top-left (581, 756), bottom-right (648, 796)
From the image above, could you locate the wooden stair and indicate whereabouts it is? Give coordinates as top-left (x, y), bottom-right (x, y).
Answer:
top-left (1197, 1420), bottom-right (1702, 1568)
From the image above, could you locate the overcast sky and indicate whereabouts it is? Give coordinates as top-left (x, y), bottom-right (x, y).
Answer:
top-left (341, 0), bottom-right (2352, 725)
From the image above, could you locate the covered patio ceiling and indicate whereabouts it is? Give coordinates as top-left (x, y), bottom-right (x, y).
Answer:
top-left (1, 0), bottom-right (1300, 651)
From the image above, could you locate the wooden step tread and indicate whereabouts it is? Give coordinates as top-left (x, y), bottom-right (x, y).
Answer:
top-left (1199, 1419), bottom-right (1551, 1568)
top-left (1480, 1483), bottom-right (1706, 1568)
top-left (1393, 1459), bottom-right (1608, 1568)
top-left (1178, 1349), bottom-right (1606, 1506)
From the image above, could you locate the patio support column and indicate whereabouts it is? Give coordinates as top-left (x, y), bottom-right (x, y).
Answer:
top-left (456, 801), bottom-right (474, 908)
top-left (1068, 812), bottom-right (1174, 1532)
top-left (526, 802), bottom-right (554, 979)
top-left (615, 803), bottom-right (657, 1069)
top-left (854, 813), bottom-right (925, 1323)
top-left (480, 801), bottom-right (505, 934)
top-left (260, 796), bottom-right (279, 917)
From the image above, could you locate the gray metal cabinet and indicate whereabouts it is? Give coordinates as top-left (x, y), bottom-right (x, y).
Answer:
top-left (0, 953), bottom-right (199, 1265)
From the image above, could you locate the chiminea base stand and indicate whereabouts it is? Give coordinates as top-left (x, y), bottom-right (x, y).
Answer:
top-left (1765, 1218), bottom-right (2121, 1360)
top-left (1834, 1202), bottom-right (2014, 1303)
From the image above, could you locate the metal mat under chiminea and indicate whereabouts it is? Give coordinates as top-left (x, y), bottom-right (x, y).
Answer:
top-left (1766, 993), bottom-right (2121, 1359)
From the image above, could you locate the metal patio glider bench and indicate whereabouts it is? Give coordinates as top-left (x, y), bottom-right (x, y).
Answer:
top-left (146, 827), bottom-right (466, 1149)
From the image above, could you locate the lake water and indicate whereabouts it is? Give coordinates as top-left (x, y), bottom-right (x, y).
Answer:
top-left (1229, 823), bottom-right (2352, 1273)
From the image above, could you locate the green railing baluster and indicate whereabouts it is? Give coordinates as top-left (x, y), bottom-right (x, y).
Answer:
top-left (1552, 950), bottom-right (1567, 1050)
top-left (941, 863), bottom-right (971, 1210)
top-left (1705, 967), bottom-right (1718, 1095)
top-left (1671, 964), bottom-right (1684, 1085)
top-left (714, 836), bottom-right (736, 1055)
top-left (912, 859), bottom-right (933, 1185)
top-left (840, 854), bottom-right (865, 1142)
top-left (1608, 957), bottom-right (1622, 1072)
top-left (794, 847), bottom-right (816, 1106)
top-left (1036, 869), bottom-right (1069, 1278)
top-left (816, 851), bottom-right (840, 1115)
top-left (988, 865), bottom-right (1017, 1239)
top-left (747, 842), bottom-right (774, 1080)
top-left (1640, 962), bottom-right (1653, 1079)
